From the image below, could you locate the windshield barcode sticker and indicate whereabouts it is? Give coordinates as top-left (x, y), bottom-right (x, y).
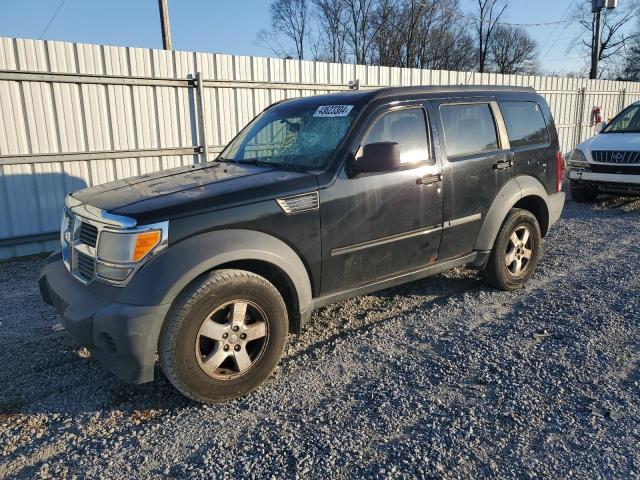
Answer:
top-left (313, 105), bottom-right (354, 117)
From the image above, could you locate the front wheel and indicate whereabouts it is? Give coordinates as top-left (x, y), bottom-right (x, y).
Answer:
top-left (159, 269), bottom-right (288, 403)
top-left (482, 208), bottom-right (542, 291)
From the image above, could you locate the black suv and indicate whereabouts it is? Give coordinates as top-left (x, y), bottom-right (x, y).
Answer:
top-left (39, 86), bottom-right (565, 403)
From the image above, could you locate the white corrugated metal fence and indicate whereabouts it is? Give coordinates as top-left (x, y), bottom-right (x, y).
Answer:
top-left (1, 37), bottom-right (639, 259)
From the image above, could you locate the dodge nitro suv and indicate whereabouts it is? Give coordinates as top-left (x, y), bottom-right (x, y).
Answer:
top-left (39, 86), bottom-right (565, 403)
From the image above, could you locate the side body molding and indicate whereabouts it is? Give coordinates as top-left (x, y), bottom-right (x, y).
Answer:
top-left (474, 175), bottom-right (550, 252)
top-left (118, 229), bottom-right (313, 316)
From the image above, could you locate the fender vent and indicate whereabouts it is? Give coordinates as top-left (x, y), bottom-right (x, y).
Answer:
top-left (276, 192), bottom-right (319, 214)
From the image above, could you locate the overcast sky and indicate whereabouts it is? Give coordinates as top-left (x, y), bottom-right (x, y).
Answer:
top-left (0, 0), bottom-right (631, 76)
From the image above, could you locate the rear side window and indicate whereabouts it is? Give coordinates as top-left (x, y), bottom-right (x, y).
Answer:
top-left (360, 108), bottom-right (431, 164)
top-left (500, 101), bottom-right (549, 147)
top-left (440, 104), bottom-right (499, 157)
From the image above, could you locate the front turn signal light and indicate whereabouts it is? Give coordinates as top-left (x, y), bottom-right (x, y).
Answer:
top-left (133, 230), bottom-right (162, 261)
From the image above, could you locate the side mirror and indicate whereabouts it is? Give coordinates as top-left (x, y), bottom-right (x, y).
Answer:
top-left (351, 142), bottom-right (401, 175)
top-left (595, 121), bottom-right (606, 133)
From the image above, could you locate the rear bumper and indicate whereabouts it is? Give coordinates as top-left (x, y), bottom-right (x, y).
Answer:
top-left (548, 191), bottom-right (565, 229)
top-left (568, 171), bottom-right (640, 194)
top-left (39, 254), bottom-right (170, 384)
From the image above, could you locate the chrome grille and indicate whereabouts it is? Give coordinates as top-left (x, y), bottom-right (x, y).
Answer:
top-left (590, 163), bottom-right (640, 175)
top-left (592, 151), bottom-right (640, 165)
top-left (76, 251), bottom-right (95, 280)
top-left (79, 222), bottom-right (98, 247)
top-left (61, 207), bottom-right (101, 284)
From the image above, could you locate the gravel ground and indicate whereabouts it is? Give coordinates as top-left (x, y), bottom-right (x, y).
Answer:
top-left (1, 195), bottom-right (639, 479)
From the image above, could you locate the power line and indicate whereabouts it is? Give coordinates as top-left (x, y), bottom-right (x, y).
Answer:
top-left (38, 0), bottom-right (67, 40)
top-left (540, 1), bottom-right (575, 48)
top-left (417, 2), bottom-right (574, 27)
top-left (539, 1), bottom-right (577, 61)
top-left (538, 35), bottom-right (574, 47)
top-left (540, 21), bottom-right (576, 61)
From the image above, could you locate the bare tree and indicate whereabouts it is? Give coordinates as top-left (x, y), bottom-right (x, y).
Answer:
top-left (400, 0), bottom-right (429, 68)
top-left (313, 0), bottom-right (348, 62)
top-left (255, 29), bottom-right (291, 59)
top-left (415, 0), bottom-right (476, 70)
top-left (488, 25), bottom-right (538, 74)
top-left (371, 0), bottom-right (403, 66)
top-left (475, 0), bottom-right (508, 73)
top-left (341, 0), bottom-right (379, 64)
top-left (269, 0), bottom-right (309, 60)
top-left (257, 0), bottom-right (496, 72)
top-left (623, 37), bottom-right (640, 80)
top-left (572, 0), bottom-right (640, 79)
top-left (369, 0), bottom-right (476, 70)
top-left (425, 21), bottom-right (477, 71)
top-left (620, 17), bottom-right (640, 80)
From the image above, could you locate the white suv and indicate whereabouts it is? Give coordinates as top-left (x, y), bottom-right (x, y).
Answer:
top-left (567, 101), bottom-right (640, 202)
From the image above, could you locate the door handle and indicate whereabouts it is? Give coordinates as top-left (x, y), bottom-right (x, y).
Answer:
top-left (494, 159), bottom-right (514, 170)
top-left (417, 173), bottom-right (444, 185)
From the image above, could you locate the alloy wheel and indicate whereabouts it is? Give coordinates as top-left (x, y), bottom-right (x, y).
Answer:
top-left (505, 225), bottom-right (533, 277)
top-left (195, 300), bottom-right (269, 380)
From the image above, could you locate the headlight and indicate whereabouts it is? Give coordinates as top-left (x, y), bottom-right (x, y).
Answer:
top-left (98, 229), bottom-right (162, 263)
top-left (95, 222), bottom-right (168, 282)
top-left (567, 149), bottom-right (588, 168)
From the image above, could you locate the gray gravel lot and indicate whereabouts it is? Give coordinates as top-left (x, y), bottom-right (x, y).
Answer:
top-left (1, 196), bottom-right (639, 479)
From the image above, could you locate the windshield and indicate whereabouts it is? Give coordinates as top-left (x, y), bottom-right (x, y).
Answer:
top-left (603, 104), bottom-right (640, 133)
top-left (218, 103), bottom-right (359, 171)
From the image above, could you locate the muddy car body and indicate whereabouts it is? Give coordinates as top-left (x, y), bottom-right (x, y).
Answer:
top-left (40, 86), bottom-right (565, 402)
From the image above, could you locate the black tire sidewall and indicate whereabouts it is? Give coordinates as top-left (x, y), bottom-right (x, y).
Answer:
top-left (162, 272), bottom-right (288, 402)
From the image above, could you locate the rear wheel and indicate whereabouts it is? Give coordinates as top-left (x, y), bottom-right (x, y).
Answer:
top-left (159, 269), bottom-right (288, 403)
top-left (482, 208), bottom-right (542, 291)
top-left (570, 180), bottom-right (598, 203)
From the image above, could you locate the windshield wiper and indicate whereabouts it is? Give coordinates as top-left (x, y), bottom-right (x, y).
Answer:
top-left (235, 159), bottom-right (279, 167)
top-left (216, 156), bottom-right (280, 168)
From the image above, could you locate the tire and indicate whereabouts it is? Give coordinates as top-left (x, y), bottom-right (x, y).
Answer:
top-left (570, 180), bottom-right (598, 203)
top-left (482, 208), bottom-right (542, 291)
top-left (159, 269), bottom-right (288, 403)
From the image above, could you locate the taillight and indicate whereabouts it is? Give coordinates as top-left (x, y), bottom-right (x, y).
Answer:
top-left (556, 151), bottom-right (564, 192)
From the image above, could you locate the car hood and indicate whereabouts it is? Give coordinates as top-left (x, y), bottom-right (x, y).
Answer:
top-left (580, 132), bottom-right (640, 153)
top-left (71, 162), bottom-right (319, 223)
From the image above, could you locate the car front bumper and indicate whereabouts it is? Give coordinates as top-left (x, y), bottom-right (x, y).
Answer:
top-left (568, 170), bottom-right (640, 194)
top-left (39, 253), bottom-right (170, 384)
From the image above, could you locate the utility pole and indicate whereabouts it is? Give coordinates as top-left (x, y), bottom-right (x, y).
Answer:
top-left (590, 0), bottom-right (618, 79)
top-left (158, 0), bottom-right (173, 50)
top-left (590, 2), bottom-right (603, 79)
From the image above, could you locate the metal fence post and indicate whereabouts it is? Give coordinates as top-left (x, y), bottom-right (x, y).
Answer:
top-left (195, 71), bottom-right (209, 163)
top-left (619, 88), bottom-right (627, 112)
top-left (572, 88), bottom-right (582, 148)
top-left (573, 87), bottom-right (586, 146)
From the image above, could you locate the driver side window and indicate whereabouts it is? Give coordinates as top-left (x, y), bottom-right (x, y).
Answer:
top-left (358, 107), bottom-right (432, 165)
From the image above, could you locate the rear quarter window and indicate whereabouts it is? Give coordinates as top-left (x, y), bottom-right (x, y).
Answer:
top-left (500, 101), bottom-right (549, 148)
